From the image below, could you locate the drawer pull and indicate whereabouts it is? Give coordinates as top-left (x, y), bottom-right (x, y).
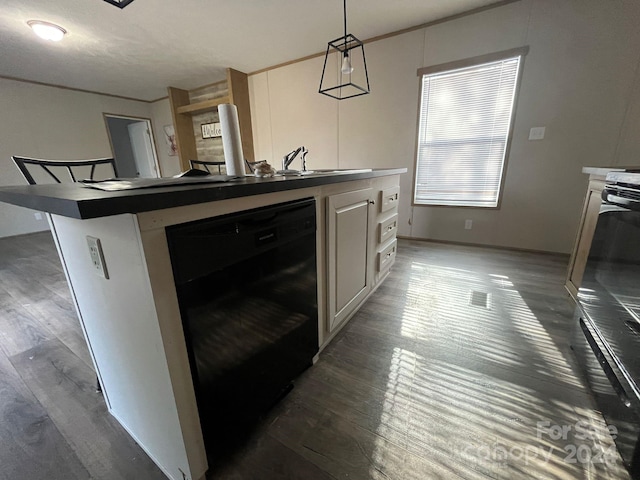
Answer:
top-left (378, 213), bottom-right (399, 243)
top-left (378, 239), bottom-right (397, 271)
top-left (380, 187), bottom-right (400, 212)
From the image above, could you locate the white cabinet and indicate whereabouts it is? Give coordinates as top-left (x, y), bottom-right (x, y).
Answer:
top-left (326, 188), bottom-right (373, 332)
top-left (375, 184), bottom-right (400, 279)
top-left (323, 176), bottom-right (402, 342)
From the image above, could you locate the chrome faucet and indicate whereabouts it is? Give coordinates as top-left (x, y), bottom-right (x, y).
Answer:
top-left (282, 146), bottom-right (310, 171)
top-left (300, 146), bottom-right (309, 171)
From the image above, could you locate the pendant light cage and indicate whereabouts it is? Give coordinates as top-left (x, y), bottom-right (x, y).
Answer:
top-left (319, 0), bottom-right (370, 100)
top-left (319, 34), bottom-right (370, 100)
top-left (103, 0), bottom-right (135, 8)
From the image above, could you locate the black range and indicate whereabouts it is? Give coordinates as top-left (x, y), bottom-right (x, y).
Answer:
top-left (573, 171), bottom-right (640, 478)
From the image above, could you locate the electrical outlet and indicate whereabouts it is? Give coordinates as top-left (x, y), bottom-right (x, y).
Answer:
top-left (465, 219), bottom-right (473, 230)
top-left (34, 212), bottom-right (43, 221)
top-left (86, 236), bottom-right (109, 279)
top-left (529, 126), bottom-right (546, 140)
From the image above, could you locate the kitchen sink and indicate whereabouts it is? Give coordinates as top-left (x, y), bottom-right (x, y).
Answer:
top-left (277, 168), bottom-right (373, 176)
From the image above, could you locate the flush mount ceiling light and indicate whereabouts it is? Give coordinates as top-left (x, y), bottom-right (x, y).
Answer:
top-left (103, 0), bottom-right (136, 8)
top-left (27, 20), bottom-right (66, 42)
top-left (319, 0), bottom-right (370, 100)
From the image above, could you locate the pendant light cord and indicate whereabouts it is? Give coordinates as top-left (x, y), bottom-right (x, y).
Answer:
top-left (343, 0), bottom-right (347, 38)
top-left (343, 0), bottom-right (348, 56)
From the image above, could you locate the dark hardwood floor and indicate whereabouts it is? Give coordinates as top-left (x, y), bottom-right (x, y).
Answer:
top-left (0, 232), bottom-right (630, 480)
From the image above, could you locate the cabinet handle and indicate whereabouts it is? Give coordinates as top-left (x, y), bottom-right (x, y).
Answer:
top-left (369, 200), bottom-right (375, 205)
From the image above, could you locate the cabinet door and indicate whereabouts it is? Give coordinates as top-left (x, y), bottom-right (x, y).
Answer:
top-left (327, 188), bottom-right (372, 332)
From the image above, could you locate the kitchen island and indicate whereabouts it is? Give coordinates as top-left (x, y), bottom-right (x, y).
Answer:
top-left (0, 168), bottom-right (405, 480)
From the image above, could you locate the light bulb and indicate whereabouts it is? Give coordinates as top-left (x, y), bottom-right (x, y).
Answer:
top-left (341, 54), bottom-right (354, 75)
top-left (28, 20), bottom-right (66, 42)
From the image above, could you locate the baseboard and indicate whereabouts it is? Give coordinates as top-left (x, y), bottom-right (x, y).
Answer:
top-left (396, 235), bottom-right (570, 258)
top-left (0, 227), bottom-right (51, 240)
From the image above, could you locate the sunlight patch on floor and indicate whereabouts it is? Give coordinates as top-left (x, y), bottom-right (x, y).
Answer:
top-left (366, 261), bottom-right (628, 479)
top-left (370, 348), bottom-right (627, 479)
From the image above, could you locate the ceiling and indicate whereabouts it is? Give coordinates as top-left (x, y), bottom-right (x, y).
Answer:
top-left (0, 0), bottom-right (500, 102)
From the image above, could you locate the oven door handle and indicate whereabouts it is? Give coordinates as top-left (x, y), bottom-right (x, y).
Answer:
top-left (580, 318), bottom-right (632, 407)
top-left (603, 186), bottom-right (640, 211)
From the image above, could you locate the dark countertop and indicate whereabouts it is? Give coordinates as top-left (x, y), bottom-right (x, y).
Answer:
top-left (0, 169), bottom-right (406, 219)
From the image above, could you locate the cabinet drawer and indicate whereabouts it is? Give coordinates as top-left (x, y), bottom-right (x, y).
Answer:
top-left (380, 186), bottom-right (399, 212)
top-left (379, 214), bottom-right (398, 244)
top-left (378, 239), bottom-right (397, 272)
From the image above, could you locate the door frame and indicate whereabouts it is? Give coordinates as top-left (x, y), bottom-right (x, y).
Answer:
top-left (103, 113), bottom-right (163, 177)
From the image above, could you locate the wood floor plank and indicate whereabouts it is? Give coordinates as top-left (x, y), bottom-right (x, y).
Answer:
top-left (0, 236), bottom-right (91, 366)
top-left (18, 230), bottom-right (57, 256)
top-left (17, 287), bottom-right (92, 367)
top-left (9, 338), bottom-right (166, 480)
top-left (272, 405), bottom-right (485, 480)
top-left (0, 263), bottom-right (62, 304)
top-left (42, 270), bottom-right (75, 302)
top-left (0, 289), bottom-right (53, 357)
top-left (210, 433), bottom-right (338, 480)
top-left (311, 342), bottom-right (598, 479)
top-left (339, 318), bottom-right (587, 394)
top-left (0, 347), bottom-right (90, 480)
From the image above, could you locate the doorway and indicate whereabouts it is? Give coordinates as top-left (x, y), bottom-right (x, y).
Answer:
top-left (104, 114), bottom-right (161, 178)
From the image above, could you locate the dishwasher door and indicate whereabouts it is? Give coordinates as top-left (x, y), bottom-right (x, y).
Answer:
top-left (166, 198), bottom-right (318, 459)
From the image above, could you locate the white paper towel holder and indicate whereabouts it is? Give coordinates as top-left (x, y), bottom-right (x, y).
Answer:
top-left (218, 103), bottom-right (246, 176)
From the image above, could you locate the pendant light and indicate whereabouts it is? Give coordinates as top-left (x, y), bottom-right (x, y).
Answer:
top-left (103, 0), bottom-right (136, 8)
top-left (319, 0), bottom-right (370, 100)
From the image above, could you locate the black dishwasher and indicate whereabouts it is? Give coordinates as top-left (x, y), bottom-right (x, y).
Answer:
top-left (166, 198), bottom-right (318, 459)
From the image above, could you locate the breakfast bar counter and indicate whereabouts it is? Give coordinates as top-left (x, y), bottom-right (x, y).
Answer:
top-left (0, 169), bottom-right (405, 219)
top-left (0, 168), bottom-right (405, 480)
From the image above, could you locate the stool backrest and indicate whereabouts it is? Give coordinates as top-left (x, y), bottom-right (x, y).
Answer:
top-left (189, 159), bottom-right (225, 175)
top-left (12, 156), bottom-right (119, 185)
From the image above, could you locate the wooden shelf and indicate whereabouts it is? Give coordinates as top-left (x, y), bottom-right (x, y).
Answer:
top-left (168, 68), bottom-right (255, 172)
top-left (176, 96), bottom-right (230, 116)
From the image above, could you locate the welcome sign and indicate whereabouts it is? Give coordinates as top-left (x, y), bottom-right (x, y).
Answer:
top-left (201, 122), bottom-right (222, 139)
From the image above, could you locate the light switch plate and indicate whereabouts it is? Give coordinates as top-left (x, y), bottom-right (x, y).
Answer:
top-left (529, 126), bottom-right (546, 140)
top-left (87, 236), bottom-right (109, 279)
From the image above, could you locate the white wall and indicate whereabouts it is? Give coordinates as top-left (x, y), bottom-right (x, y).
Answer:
top-left (249, 0), bottom-right (640, 253)
top-left (614, 58), bottom-right (640, 167)
top-left (149, 98), bottom-right (182, 178)
top-left (249, 56), bottom-right (339, 170)
top-left (0, 78), bottom-right (180, 237)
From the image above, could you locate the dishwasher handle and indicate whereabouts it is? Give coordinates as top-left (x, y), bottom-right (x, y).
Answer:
top-left (167, 198), bottom-right (316, 285)
top-left (255, 227), bottom-right (278, 247)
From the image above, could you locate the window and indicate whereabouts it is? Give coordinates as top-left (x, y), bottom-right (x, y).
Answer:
top-left (414, 48), bottom-right (527, 207)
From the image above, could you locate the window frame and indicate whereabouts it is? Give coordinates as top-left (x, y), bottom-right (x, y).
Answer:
top-left (412, 46), bottom-right (529, 209)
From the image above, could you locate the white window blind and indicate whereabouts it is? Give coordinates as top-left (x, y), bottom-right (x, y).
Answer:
top-left (414, 55), bottom-right (522, 207)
